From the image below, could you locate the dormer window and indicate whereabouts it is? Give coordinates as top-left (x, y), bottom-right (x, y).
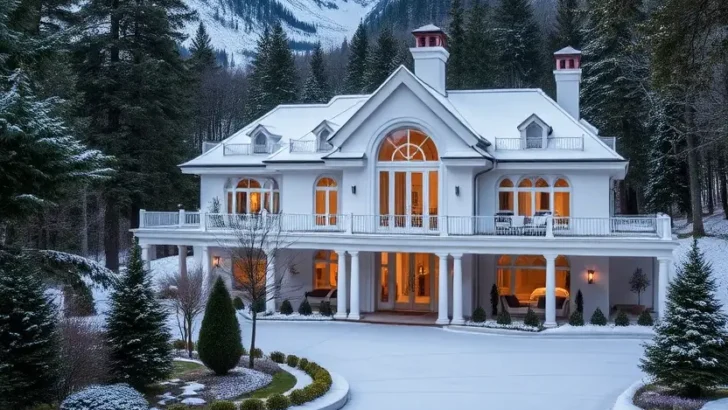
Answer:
top-left (318, 129), bottom-right (331, 151)
top-left (518, 114), bottom-right (550, 149)
top-left (525, 123), bottom-right (543, 149)
top-left (253, 132), bottom-right (267, 153)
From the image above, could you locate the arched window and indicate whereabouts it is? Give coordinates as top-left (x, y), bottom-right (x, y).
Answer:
top-left (315, 177), bottom-right (338, 225)
top-left (497, 177), bottom-right (570, 217)
top-left (496, 255), bottom-right (570, 302)
top-left (314, 250), bottom-right (338, 289)
top-left (378, 128), bottom-right (438, 162)
top-left (226, 178), bottom-right (280, 214)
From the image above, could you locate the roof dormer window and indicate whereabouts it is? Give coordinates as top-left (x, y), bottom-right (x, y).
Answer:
top-left (318, 129), bottom-right (331, 151)
top-left (525, 123), bottom-right (543, 149)
top-left (518, 114), bottom-right (550, 150)
top-left (253, 132), bottom-right (267, 153)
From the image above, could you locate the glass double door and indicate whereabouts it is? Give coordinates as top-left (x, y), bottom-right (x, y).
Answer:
top-left (378, 170), bottom-right (438, 231)
top-left (378, 252), bottom-right (438, 311)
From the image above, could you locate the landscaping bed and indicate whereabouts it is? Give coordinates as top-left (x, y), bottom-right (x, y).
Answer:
top-left (462, 320), bottom-right (542, 332)
top-left (632, 383), bottom-right (728, 410)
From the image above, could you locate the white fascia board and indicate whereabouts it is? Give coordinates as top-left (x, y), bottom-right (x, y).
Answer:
top-left (440, 157), bottom-right (493, 167)
top-left (323, 158), bottom-right (366, 168)
top-left (495, 160), bottom-right (627, 175)
top-left (180, 166), bottom-right (268, 175)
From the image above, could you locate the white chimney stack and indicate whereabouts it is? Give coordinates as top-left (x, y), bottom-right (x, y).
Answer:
top-left (553, 46), bottom-right (582, 120)
top-left (410, 24), bottom-right (449, 96)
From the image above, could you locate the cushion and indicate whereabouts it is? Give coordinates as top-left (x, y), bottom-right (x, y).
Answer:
top-left (535, 296), bottom-right (568, 309)
top-left (504, 295), bottom-right (521, 308)
top-left (555, 296), bottom-right (566, 309)
top-left (305, 288), bottom-right (332, 298)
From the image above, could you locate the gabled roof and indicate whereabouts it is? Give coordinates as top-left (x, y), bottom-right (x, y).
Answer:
top-left (412, 24), bottom-right (444, 33)
top-left (554, 46), bottom-right (581, 56)
top-left (517, 113), bottom-right (551, 133)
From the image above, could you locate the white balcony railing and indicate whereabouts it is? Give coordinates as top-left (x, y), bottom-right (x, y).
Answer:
top-left (222, 142), bottom-right (281, 155)
top-left (139, 210), bottom-right (672, 240)
top-left (289, 140), bottom-right (334, 153)
top-left (600, 136), bottom-right (617, 150)
top-left (494, 136), bottom-right (584, 151)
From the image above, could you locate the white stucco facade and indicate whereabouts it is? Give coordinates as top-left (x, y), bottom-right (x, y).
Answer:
top-left (134, 25), bottom-right (678, 326)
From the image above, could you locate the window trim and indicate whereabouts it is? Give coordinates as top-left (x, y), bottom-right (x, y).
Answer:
top-left (225, 177), bottom-right (280, 215)
top-left (314, 176), bottom-right (339, 225)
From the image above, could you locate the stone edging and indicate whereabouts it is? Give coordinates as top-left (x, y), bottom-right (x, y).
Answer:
top-left (280, 364), bottom-right (313, 393)
top-left (611, 380), bottom-right (646, 410)
top-left (445, 325), bottom-right (655, 339)
top-left (238, 310), bottom-right (334, 322)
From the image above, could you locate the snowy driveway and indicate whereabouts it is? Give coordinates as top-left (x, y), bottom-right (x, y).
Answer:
top-left (241, 321), bottom-right (645, 410)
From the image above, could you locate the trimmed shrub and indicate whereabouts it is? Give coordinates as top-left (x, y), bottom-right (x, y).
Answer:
top-left (289, 389), bottom-right (307, 405)
top-left (270, 351), bottom-right (285, 363)
top-left (232, 296), bottom-right (244, 310)
top-left (575, 289), bottom-right (584, 313)
top-left (298, 358), bottom-right (309, 371)
top-left (60, 384), bottom-right (148, 410)
top-left (252, 298), bottom-right (265, 313)
top-left (523, 307), bottom-right (540, 327)
top-left (471, 306), bottom-right (486, 323)
top-left (590, 307), bottom-right (607, 326)
top-left (496, 310), bottom-right (511, 325)
top-left (568, 310), bottom-right (584, 326)
top-left (298, 299), bottom-right (312, 316)
top-left (166, 405), bottom-right (188, 410)
top-left (210, 401), bottom-right (237, 410)
top-left (286, 354), bottom-right (299, 367)
top-left (251, 347), bottom-right (263, 358)
top-left (637, 310), bottom-right (654, 326)
top-left (266, 393), bottom-right (290, 410)
top-left (240, 398), bottom-right (266, 410)
top-left (614, 310), bottom-right (630, 326)
top-left (489, 284), bottom-right (499, 316)
top-left (319, 301), bottom-right (333, 316)
top-left (198, 277), bottom-right (244, 375)
top-left (279, 299), bottom-right (293, 315)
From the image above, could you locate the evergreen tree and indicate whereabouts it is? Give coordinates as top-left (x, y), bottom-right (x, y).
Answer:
top-left (197, 277), bottom-right (243, 375)
top-left (105, 241), bottom-right (172, 389)
top-left (494, 0), bottom-right (543, 88)
top-left (365, 26), bottom-right (399, 92)
top-left (644, 101), bottom-right (686, 214)
top-left (0, 255), bottom-right (59, 409)
top-left (551, 0), bottom-right (582, 50)
top-left (189, 22), bottom-right (217, 72)
top-left (447, 0), bottom-right (467, 89)
top-left (580, 0), bottom-right (648, 213)
top-left (75, 0), bottom-right (196, 271)
top-left (640, 240), bottom-right (728, 397)
top-left (464, 0), bottom-right (498, 89)
top-left (302, 43), bottom-right (331, 103)
top-left (246, 22), bottom-right (297, 121)
top-left (344, 23), bottom-right (368, 94)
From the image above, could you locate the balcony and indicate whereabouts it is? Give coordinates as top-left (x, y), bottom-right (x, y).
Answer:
top-left (222, 142), bottom-right (282, 155)
top-left (138, 210), bottom-right (672, 240)
top-left (289, 140), bottom-right (334, 153)
top-left (494, 136), bottom-right (584, 151)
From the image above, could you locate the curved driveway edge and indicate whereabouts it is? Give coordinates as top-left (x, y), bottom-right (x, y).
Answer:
top-left (611, 380), bottom-right (645, 410)
top-left (289, 371), bottom-right (349, 410)
top-left (446, 325), bottom-right (654, 339)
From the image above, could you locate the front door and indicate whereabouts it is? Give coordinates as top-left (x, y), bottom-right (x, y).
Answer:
top-left (377, 252), bottom-right (436, 311)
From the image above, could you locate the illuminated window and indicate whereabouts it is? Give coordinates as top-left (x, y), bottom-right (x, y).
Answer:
top-left (225, 178), bottom-right (280, 214)
top-left (378, 128), bottom-right (438, 162)
top-left (233, 257), bottom-right (267, 291)
top-left (497, 177), bottom-right (570, 217)
top-left (496, 255), bottom-right (570, 303)
top-left (313, 250), bottom-right (338, 289)
top-left (315, 177), bottom-right (338, 225)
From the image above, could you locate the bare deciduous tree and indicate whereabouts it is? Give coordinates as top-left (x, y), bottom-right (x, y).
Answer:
top-left (160, 268), bottom-right (206, 358)
top-left (217, 214), bottom-right (300, 367)
top-left (55, 319), bottom-right (110, 399)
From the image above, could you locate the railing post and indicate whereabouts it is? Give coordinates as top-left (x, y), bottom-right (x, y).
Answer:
top-left (659, 213), bottom-right (671, 240)
top-left (545, 215), bottom-right (554, 238)
top-left (347, 213), bottom-right (353, 234)
top-left (200, 211), bottom-right (207, 232)
top-left (139, 209), bottom-right (146, 228)
top-left (178, 209), bottom-right (185, 227)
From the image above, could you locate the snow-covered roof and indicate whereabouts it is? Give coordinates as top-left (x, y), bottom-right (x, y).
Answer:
top-left (412, 24), bottom-right (444, 33)
top-left (554, 46), bottom-right (582, 56)
top-left (180, 65), bottom-right (623, 170)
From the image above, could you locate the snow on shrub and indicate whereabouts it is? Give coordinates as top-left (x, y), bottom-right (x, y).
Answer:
top-left (60, 384), bottom-right (148, 410)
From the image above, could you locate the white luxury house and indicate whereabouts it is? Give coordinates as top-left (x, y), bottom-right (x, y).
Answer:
top-left (134, 25), bottom-right (678, 326)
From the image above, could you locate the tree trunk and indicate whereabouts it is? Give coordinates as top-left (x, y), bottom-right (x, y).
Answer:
top-left (104, 198), bottom-right (120, 271)
top-left (249, 313), bottom-right (257, 368)
top-left (186, 315), bottom-right (193, 359)
top-left (685, 104), bottom-right (705, 236)
top-left (81, 186), bottom-right (89, 256)
top-left (719, 155), bottom-right (728, 218)
top-left (707, 157), bottom-right (714, 214)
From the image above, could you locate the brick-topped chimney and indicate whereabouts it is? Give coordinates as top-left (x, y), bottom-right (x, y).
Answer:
top-left (410, 24), bottom-right (449, 95)
top-left (553, 46), bottom-right (582, 120)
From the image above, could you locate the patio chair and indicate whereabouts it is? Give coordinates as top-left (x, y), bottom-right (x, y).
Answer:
top-left (500, 295), bottom-right (529, 315)
top-left (304, 288), bottom-right (338, 306)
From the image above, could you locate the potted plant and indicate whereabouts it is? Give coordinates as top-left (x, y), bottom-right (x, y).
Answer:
top-left (629, 268), bottom-right (650, 314)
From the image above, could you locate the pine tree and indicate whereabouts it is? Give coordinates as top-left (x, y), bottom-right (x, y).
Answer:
top-left (640, 239), bottom-right (728, 397)
top-left (246, 26), bottom-right (272, 121)
top-left (189, 22), bottom-right (217, 72)
top-left (494, 0), bottom-right (543, 88)
top-left (447, 0), bottom-right (467, 90)
top-left (551, 0), bottom-right (582, 50)
top-left (580, 0), bottom-right (648, 213)
top-left (302, 43), bottom-right (331, 104)
top-left (197, 277), bottom-right (243, 375)
top-left (344, 23), bottom-right (368, 94)
top-left (365, 26), bottom-right (399, 92)
top-left (105, 241), bottom-right (172, 389)
top-left (464, 0), bottom-right (498, 89)
top-left (0, 255), bottom-right (59, 409)
top-left (644, 101), bottom-right (686, 214)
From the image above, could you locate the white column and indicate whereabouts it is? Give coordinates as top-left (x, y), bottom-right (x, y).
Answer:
top-left (334, 250), bottom-right (348, 319)
top-left (178, 245), bottom-right (187, 278)
top-left (266, 251), bottom-right (276, 313)
top-left (451, 253), bottom-right (464, 325)
top-left (436, 253), bottom-right (449, 324)
top-left (201, 246), bottom-right (210, 290)
top-left (349, 251), bottom-right (360, 320)
top-left (141, 244), bottom-right (150, 271)
top-left (657, 257), bottom-right (670, 319)
top-left (544, 253), bottom-right (557, 327)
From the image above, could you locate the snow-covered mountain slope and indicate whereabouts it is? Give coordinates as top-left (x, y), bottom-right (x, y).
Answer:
top-left (181, 0), bottom-right (379, 63)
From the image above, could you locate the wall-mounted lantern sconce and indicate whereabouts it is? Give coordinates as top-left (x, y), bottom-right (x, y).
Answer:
top-left (212, 256), bottom-right (221, 268)
top-left (587, 270), bottom-right (595, 284)
top-left (351, 185), bottom-right (357, 195)
top-left (455, 186), bottom-right (460, 196)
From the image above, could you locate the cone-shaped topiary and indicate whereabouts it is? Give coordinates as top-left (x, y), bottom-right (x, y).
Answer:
top-left (232, 296), bottom-right (244, 310)
top-left (319, 301), bottom-right (333, 316)
top-left (523, 307), bottom-right (540, 327)
top-left (298, 299), bottom-right (312, 316)
top-left (198, 277), bottom-right (243, 375)
top-left (575, 289), bottom-right (584, 313)
top-left (471, 306), bottom-right (486, 323)
top-left (280, 299), bottom-right (293, 315)
top-left (614, 310), bottom-right (630, 326)
top-left (496, 309), bottom-right (512, 325)
top-left (568, 310), bottom-right (584, 326)
top-left (489, 284), bottom-right (499, 316)
top-left (637, 310), bottom-right (654, 326)
top-left (590, 307), bottom-right (607, 326)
